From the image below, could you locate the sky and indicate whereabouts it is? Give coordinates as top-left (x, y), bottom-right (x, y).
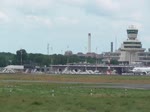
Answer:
top-left (0, 0), bottom-right (150, 54)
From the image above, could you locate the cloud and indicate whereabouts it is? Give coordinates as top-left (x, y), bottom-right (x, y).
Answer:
top-left (83, 0), bottom-right (120, 18)
top-left (61, 0), bottom-right (86, 6)
top-left (0, 0), bottom-right (149, 54)
top-left (95, 0), bottom-right (120, 12)
top-left (0, 11), bottom-right (9, 24)
top-left (55, 16), bottom-right (79, 25)
top-left (131, 12), bottom-right (143, 21)
top-left (0, 0), bottom-right (147, 28)
top-left (0, 0), bottom-right (55, 17)
top-left (24, 15), bottom-right (80, 29)
top-left (1, 0), bottom-right (54, 8)
top-left (25, 15), bottom-right (52, 28)
top-left (82, 0), bottom-right (146, 23)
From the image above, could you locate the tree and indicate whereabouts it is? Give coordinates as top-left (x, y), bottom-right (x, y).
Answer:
top-left (16, 49), bottom-right (27, 65)
top-left (0, 56), bottom-right (7, 67)
top-left (0, 52), bottom-right (16, 66)
top-left (110, 59), bottom-right (119, 65)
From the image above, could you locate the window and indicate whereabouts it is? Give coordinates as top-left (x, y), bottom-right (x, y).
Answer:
top-left (123, 42), bottom-right (141, 44)
top-left (127, 30), bottom-right (138, 34)
top-left (124, 46), bottom-right (141, 48)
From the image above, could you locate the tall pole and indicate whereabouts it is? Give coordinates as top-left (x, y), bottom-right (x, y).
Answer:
top-left (51, 46), bottom-right (53, 65)
top-left (111, 42), bottom-right (113, 52)
top-left (84, 47), bottom-right (87, 63)
top-left (47, 43), bottom-right (49, 55)
top-left (95, 47), bottom-right (98, 71)
top-left (88, 33), bottom-right (91, 53)
top-left (20, 50), bottom-right (22, 65)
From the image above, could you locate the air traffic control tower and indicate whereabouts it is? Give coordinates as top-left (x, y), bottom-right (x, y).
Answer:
top-left (119, 25), bottom-right (145, 64)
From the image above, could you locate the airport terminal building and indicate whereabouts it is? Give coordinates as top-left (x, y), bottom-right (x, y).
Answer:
top-left (104, 25), bottom-right (150, 65)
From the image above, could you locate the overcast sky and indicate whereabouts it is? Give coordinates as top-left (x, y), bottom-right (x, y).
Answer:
top-left (0, 0), bottom-right (150, 54)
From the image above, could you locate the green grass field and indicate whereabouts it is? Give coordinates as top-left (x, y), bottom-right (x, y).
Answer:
top-left (1, 74), bottom-right (150, 84)
top-left (0, 74), bottom-right (150, 112)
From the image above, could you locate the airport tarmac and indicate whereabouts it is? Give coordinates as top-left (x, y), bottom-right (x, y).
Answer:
top-left (1, 80), bottom-right (150, 90)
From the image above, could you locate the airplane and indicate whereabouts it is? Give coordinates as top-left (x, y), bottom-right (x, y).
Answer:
top-left (130, 67), bottom-right (150, 75)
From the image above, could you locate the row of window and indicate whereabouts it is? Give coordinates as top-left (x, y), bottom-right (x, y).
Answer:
top-left (124, 46), bottom-right (141, 48)
top-left (139, 57), bottom-right (150, 60)
top-left (127, 30), bottom-right (138, 34)
top-left (123, 42), bottom-right (141, 44)
top-left (138, 54), bottom-right (150, 56)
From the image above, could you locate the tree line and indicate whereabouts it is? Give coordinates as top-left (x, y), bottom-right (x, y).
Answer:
top-left (0, 49), bottom-right (106, 67)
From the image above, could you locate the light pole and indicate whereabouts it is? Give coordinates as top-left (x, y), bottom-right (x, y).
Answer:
top-left (84, 47), bottom-right (87, 63)
top-left (20, 50), bottom-right (22, 65)
top-left (146, 53), bottom-right (147, 66)
top-left (95, 47), bottom-right (98, 71)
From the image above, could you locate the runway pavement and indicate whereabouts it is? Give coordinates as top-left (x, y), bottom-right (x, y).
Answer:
top-left (80, 83), bottom-right (150, 90)
top-left (1, 79), bottom-right (150, 90)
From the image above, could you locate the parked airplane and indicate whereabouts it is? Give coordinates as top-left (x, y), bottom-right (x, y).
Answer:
top-left (131, 67), bottom-right (150, 75)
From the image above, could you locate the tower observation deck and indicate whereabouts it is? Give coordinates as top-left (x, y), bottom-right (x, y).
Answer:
top-left (127, 25), bottom-right (138, 40)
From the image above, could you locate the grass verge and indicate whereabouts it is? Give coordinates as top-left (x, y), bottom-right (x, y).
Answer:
top-left (0, 81), bottom-right (150, 112)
